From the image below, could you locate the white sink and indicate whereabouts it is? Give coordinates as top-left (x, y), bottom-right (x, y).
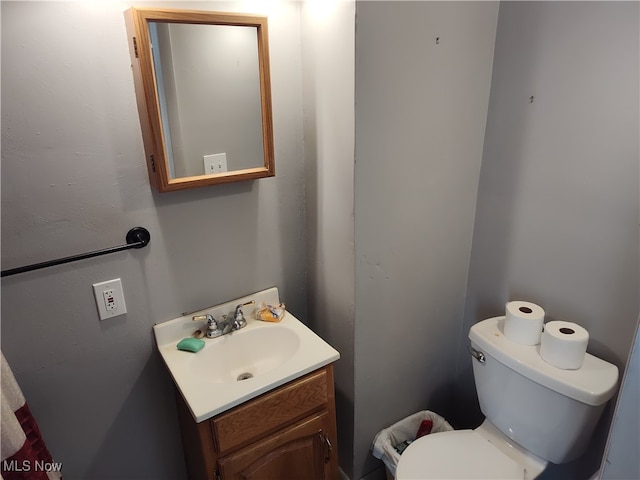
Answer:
top-left (153, 287), bottom-right (340, 422)
top-left (189, 326), bottom-right (300, 383)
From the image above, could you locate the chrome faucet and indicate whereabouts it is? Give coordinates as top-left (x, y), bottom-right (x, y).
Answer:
top-left (191, 300), bottom-right (254, 338)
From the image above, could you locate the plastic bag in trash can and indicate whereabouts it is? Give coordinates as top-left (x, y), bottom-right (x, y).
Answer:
top-left (371, 410), bottom-right (453, 479)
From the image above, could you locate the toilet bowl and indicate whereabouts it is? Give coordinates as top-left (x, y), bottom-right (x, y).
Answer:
top-left (396, 316), bottom-right (618, 480)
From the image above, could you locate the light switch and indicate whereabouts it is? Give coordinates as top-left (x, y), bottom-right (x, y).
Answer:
top-left (203, 153), bottom-right (228, 174)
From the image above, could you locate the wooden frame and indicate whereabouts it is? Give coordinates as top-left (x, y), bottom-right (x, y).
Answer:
top-left (124, 7), bottom-right (275, 192)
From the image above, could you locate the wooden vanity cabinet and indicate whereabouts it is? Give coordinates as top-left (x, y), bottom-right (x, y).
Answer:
top-left (176, 365), bottom-right (339, 480)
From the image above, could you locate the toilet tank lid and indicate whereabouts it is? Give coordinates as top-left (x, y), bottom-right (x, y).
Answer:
top-left (469, 317), bottom-right (619, 406)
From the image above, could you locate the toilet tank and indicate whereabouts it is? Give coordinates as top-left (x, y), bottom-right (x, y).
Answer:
top-left (468, 317), bottom-right (618, 464)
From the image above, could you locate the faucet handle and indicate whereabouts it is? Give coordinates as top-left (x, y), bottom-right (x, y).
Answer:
top-left (234, 300), bottom-right (255, 319)
top-left (193, 314), bottom-right (224, 338)
top-left (192, 314), bottom-right (217, 328)
top-left (232, 300), bottom-right (255, 329)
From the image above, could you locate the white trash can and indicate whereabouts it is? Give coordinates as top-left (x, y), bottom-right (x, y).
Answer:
top-left (371, 410), bottom-right (453, 480)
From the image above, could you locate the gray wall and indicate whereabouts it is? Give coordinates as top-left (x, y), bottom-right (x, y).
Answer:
top-left (2, 2), bottom-right (638, 480)
top-left (302, 1), bottom-right (356, 477)
top-left (354, 2), bottom-right (499, 478)
top-left (1, 2), bottom-right (305, 478)
top-left (457, 1), bottom-right (639, 478)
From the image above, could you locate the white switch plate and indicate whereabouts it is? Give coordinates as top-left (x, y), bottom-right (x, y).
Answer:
top-left (93, 278), bottom-right (127, 320)
top-left (203, 153), bottom-right (227, 174)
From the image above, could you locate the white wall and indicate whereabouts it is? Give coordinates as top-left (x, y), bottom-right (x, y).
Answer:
top-left (302, 1), bottom-right (356, 476)
top-left (458, 2), bottom-right (639, 478)
top-left (1, 2), bottom-right (305, 478)
top-left (354, 2), bottom-right (499, 478)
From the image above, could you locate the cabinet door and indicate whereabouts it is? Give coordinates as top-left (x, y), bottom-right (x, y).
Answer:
top-left (217, 412), bottom-right (334, 480)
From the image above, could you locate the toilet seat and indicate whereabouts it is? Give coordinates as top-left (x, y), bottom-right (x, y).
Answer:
top-left (396, 430), bottom-right (525, 480)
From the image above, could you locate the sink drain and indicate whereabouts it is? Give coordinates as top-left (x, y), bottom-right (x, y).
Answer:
top-left (237, 372), bottom-right (254, 381)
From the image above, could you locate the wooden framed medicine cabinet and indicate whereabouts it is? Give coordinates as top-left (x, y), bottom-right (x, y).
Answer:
top-left (124, 7), bottom-right (275, 192)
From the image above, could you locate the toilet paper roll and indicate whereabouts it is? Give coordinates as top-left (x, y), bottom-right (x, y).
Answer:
top-left (504, 301), bottom-right (545, 345)
top-left (540, 321), bottom-right (589, 370)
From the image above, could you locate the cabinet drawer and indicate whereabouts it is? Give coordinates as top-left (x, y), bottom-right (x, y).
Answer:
top-left (211, 368), bottom-right (329, 454)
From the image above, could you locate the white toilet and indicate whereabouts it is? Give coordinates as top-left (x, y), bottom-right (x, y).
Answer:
top-left (396, 316), bottom-right (619, 480)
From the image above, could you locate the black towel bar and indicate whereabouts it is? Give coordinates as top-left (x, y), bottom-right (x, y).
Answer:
top-left (1, 227), bottom-right (151, 278)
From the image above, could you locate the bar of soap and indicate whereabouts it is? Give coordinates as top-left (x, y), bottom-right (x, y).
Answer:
top-left (176, 337), bottom-right (205, 353)
top-left (256, 303), bottom-right (286, 323)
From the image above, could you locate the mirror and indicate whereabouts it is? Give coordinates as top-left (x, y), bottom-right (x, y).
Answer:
top-left (124, 8), bottom-right (275, 192)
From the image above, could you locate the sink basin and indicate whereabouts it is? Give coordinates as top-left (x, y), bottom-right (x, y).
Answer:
top-left (153, 287), bottom-right (340, 422)
top-left (189, 326), bottom-right (300, 383)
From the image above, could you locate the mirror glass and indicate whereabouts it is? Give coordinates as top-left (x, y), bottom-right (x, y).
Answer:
top-left (125, 8), bottom-right (275, 192)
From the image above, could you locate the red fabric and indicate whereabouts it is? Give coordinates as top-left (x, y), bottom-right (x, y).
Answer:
top-left (1, 403), bottom-right (56, 480)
